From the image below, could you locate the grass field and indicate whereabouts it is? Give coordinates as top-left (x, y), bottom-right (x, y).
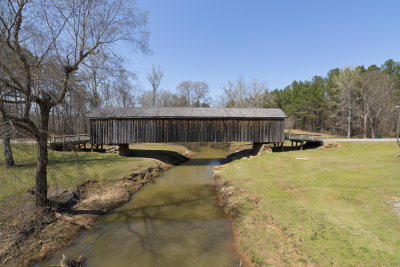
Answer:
top-left (0, 143), bottom-right (189, 202)
top-left (216, 142), bottom-right (400, 266)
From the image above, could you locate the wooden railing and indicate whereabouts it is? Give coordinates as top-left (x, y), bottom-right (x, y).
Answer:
top-left (49, 134), bottom-right (90, 144)
top-left (284, 132), bottom-right (323, 142)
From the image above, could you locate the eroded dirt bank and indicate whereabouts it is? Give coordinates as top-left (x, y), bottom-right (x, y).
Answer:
top-left (213, 146), bottom-right (288, 267)
top-left (213, 168), bottom-right (253, 267)
top-left (0, 154), bottom-right (188, 267)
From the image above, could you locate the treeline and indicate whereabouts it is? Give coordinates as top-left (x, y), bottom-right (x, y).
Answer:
top-left (272, 59), bottom-right (400, 137)
top-left (214, 60), bottom-right (400, 137)
top-left (52, 58), bottom-right (400, 138)
top-left (3, 53), bottom-right (398, 139)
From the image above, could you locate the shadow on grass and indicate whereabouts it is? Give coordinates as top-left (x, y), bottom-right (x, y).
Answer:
top-left (282, 142), bottom-right (322, 152)
top-left (129, 149), bottom-right (189, 165)
top-left (50, 147), bottom-right (190, 166)
top-left (1, 148), bottom-right (190, 175)
top-left (221, 142), bottom-right (323, 164)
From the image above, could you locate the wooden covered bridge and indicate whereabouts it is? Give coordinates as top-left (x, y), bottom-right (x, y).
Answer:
top-left (86, 107), bottom-right (287, 155)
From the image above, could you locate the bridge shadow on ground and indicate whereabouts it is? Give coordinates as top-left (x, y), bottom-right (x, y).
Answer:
top-left (282, 141), bottom-right (322, 152)
top-left (129, 149), bottom-right (189, 166)
top-left (130, 149), bottom-right (224, 166)
top-left (221, 142), bottom-right (322, 164)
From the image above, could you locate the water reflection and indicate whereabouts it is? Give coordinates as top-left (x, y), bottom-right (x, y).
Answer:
top-left (41, 147), bottom-right (240, 267)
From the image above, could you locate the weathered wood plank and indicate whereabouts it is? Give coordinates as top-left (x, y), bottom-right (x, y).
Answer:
top-left (90, 118), bottom-right (285, 144)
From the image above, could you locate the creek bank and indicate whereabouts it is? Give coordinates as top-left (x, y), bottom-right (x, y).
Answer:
top-left (213, 168), bottom-right (253, 267)
top-left (0, 153), bottom-right (189, 267)
top-left (212, 147), bottom-right (267, 267)
top-left (214, 164), bottom-right (280, 266)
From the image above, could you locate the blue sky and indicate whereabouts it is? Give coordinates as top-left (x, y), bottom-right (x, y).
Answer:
top-left (124, 0), bottom-right (400, 99)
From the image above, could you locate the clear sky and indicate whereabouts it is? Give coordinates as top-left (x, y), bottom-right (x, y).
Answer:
top-left (124, 0), bottom-right (400, 99)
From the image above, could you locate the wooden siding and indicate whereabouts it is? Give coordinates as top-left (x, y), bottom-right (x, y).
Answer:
top-left (89, 118), bottom-right (285, 144)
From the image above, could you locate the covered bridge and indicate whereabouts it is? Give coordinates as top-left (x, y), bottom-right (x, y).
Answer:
top-left (87, 107), bottom-right (287, 154)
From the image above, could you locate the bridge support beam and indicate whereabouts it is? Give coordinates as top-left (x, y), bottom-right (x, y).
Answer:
top-left (118, 144), bottom-right (130, 156)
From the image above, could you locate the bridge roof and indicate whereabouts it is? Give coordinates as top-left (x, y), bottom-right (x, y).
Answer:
top-left (87, 107), bottom-right (287, 120)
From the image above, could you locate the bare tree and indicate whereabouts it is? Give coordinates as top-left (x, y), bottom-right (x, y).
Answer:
top-left (220, 77), bottom-right (249, 108)
top-left (58, 81), bottom-right (89, 134)
top-left (139, 89), bottom-right (188, 108)
top-left (176, 81), bottom-right (191, 106)
top-left (248, 79), bottom-right (265, 107)
top-left (247, 79), bottom-right (274, 108)
top-left (191, 82), bottom-right (210, 107)
top-left (138, 90), bottom-right (154, 108)
top-left (0, 0), bottom-right (149, 206)
top-left (155, 89), bottom-right (187, 107)
top-left (358, 71), bottom-right (394, 138)
top-left (332, 68), bottom-right (361, 138)
top-left (79, 53), bottom-right (110, 108)
top-left (176, 81), bottom-right (210, 107)
top-left (147, 64), bottom-right (164, 107)
top-left (220, 77), bottom-right (273, 108)
top-left (113, 71), bottom-right (137, 108)
top-left (79, 52), bottom-right (138, 109)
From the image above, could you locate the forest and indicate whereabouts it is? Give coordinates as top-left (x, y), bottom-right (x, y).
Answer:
top-left (272, 60), bottom-right (400, 138)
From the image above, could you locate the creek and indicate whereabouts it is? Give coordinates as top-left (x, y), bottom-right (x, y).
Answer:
top-left (40, 147), bottom-right (241, 266)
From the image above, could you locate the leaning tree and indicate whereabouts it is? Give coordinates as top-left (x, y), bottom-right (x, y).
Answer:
top-left (0, 0), bottom-right (150, 206)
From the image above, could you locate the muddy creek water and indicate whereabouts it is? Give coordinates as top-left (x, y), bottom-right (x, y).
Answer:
top-left (41, 147), bottom-right (241, 267)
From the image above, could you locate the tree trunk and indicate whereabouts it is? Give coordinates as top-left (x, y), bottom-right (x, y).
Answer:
top-left (152, 90), bottom-right (156, 107)
top-left (35, 134), bottom-right (48, 206)
top-left (369, 117), bottom-right (376, 139)
top-left (347, 108), bottom-right (351, 138)
top-left (35, 104), bottom-right (50, 206)
top-left (2, 133), bottom-right (15, 167)
top-left (371, 126), bottom-right (375, 139)
top-left (363, 116), bottom-right (368, 139)
top-left (1, 115), bottom-right (15, 167)
top-left (52, 108), bottom-right (55, 133)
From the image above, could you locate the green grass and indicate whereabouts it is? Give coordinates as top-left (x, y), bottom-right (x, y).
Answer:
top-left (217, 142), bottom-right (400, 266)
top-left (0, 143), bottom-right (189, 201)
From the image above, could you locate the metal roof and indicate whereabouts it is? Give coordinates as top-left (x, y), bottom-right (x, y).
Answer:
top-left (87, 107), bottom-right (287, 119)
